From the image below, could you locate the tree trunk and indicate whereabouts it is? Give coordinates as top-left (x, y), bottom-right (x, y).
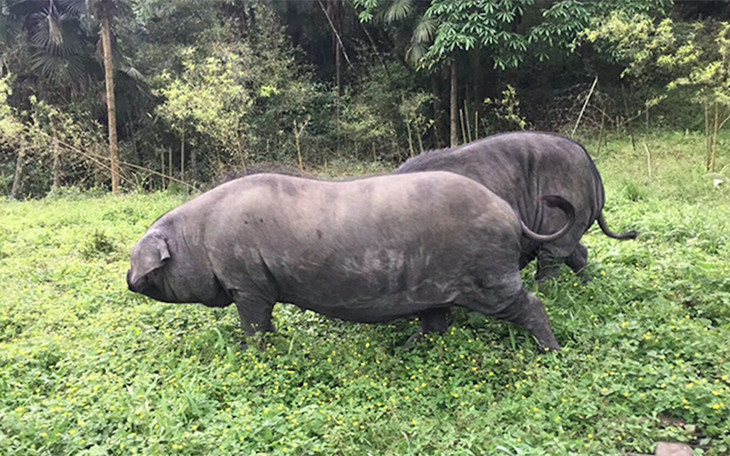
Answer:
top-left (180, 120), bottom-right (185, 181)
top-left (705, 100), bottom-right (711, 171)
top-left (450, 60), bottom-right (458, 148)
top-left (188, 122), bottom-right (198, 182)
top-left (335, 38), bottom-right (341, 154)
top-left (327, 0), bottom-right (343, 155)
top-left (10, 147), bottom-right (25, 201)
top-left (160, 151), bottom-right (166, 190)
top-left (431, 75), bottom-right (442, 148)
top-left (100, 9), bottom-right (120, 194)
top-left (294, 119), bottom-right (305, 171)
top-left (52, 135), bottom-right (61, 188)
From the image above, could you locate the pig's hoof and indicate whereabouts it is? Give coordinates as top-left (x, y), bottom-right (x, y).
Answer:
top-left (538, 345), bottom-right (561, 355)
top-left (536, 279), bottom-right (559, 294)
top-left (401, 330), bottom-right (425, 348)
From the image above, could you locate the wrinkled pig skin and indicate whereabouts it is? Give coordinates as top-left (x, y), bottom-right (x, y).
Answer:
top-left (127, 172), bottom-right (574, 351)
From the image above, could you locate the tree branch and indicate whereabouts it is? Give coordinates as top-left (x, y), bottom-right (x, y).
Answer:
top-left (317, 0), bottom-right (354, 71)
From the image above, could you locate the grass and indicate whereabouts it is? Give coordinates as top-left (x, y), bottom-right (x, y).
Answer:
top-left (1, 131), bottom-right (729, 455)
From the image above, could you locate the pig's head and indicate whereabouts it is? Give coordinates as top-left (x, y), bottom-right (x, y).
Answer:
top-left (127, 231), bottom-right (183, 302)
top-left (127, 228), bottom-right (232, 307)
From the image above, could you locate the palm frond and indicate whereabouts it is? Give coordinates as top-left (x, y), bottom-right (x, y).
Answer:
top-left (47, 12), bottom-right (64, 45)
top-left (119, 63), bottom-right (143, 81)
top-left (412, 15), bottom-right (437, 44)
top-left (405, 41), bottom-right (427, 66)
top-left (383, 0), bottom-right (413, 23)
top-left (63, 0), bottom-right (87, 16)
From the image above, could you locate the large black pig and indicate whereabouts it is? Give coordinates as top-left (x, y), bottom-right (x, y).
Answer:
top-left (127, 172), bottom-right (575, 351)
top-left (396, 131), bottom-right (637, 283)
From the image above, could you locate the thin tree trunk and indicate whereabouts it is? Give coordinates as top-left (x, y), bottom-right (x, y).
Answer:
top-left (464, 101), bottom-right (472, 142)
top-left (474, 110), bottom-right (479, 140)
top-left (405, 119), bottom-right (415, 157)
top-left (705, 100), bottom-right (711, 171)
top-left (643, 142), bottom-right (652, 183)
top-left (10, 147), bottom-right (26, 200)
top-left (160, 151), bottom-right (166, 190)
top-left (52, 135), bottom-right (61, 188)
top-left (294, 119), bottom-right (304, 171)
top-left (459, 108), bottom-right (467, 144)
top-left (596, 112), bottom-right (605, 157)
top-left (450, 60), bottom-right (458, 148)
top-left (180, 120), bottom-right (185, 181)
top-left (572, 76), bottom-right (598, 138)
top-left (416, 126), bottom-right (424, 154)
top-left (189, 123), bottom-right (197, 182)
top-left (324, 0), bottom-right (344, 155)
top-left (431, 75), bottom-right (442, 148)
top-left (403, 95), bottom-right (415, 157)
top-left (335, 39), bottom-right (341, 154)
top-left (100, 10), bottom-right (120, 194)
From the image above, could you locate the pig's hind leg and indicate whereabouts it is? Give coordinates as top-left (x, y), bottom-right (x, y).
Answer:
top-left (535, 247), bottom-right (565, 283)
top-left (564, 243), bottom-right (590, 282)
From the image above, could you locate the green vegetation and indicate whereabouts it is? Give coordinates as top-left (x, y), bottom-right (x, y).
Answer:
top-left (1, 133), bottom-right (728, 455)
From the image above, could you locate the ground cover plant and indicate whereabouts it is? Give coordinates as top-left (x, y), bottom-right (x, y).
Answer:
top-left (1, 132), bottom-right (729, 455)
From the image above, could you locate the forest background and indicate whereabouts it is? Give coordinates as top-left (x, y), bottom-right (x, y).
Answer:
top-left (1, 0), bottom-right (729, 196)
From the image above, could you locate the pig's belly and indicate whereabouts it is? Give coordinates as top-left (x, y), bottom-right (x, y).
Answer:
top-left (282, 283), bottom-right (462, 323)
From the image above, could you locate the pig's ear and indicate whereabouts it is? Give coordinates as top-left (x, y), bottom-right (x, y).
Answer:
top-left (130, 235), bottom-right (170, 283)
top-left (158, 237), bottom-right (170, 262)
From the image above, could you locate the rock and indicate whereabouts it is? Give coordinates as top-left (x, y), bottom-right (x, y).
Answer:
top-left (655, 442), bottom-right (693, 456)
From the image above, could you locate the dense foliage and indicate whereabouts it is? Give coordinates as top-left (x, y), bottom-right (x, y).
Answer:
top-left (1, 133), bottom-right (729, 454)
top-left (1, 0), bottom-right (730, 196)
